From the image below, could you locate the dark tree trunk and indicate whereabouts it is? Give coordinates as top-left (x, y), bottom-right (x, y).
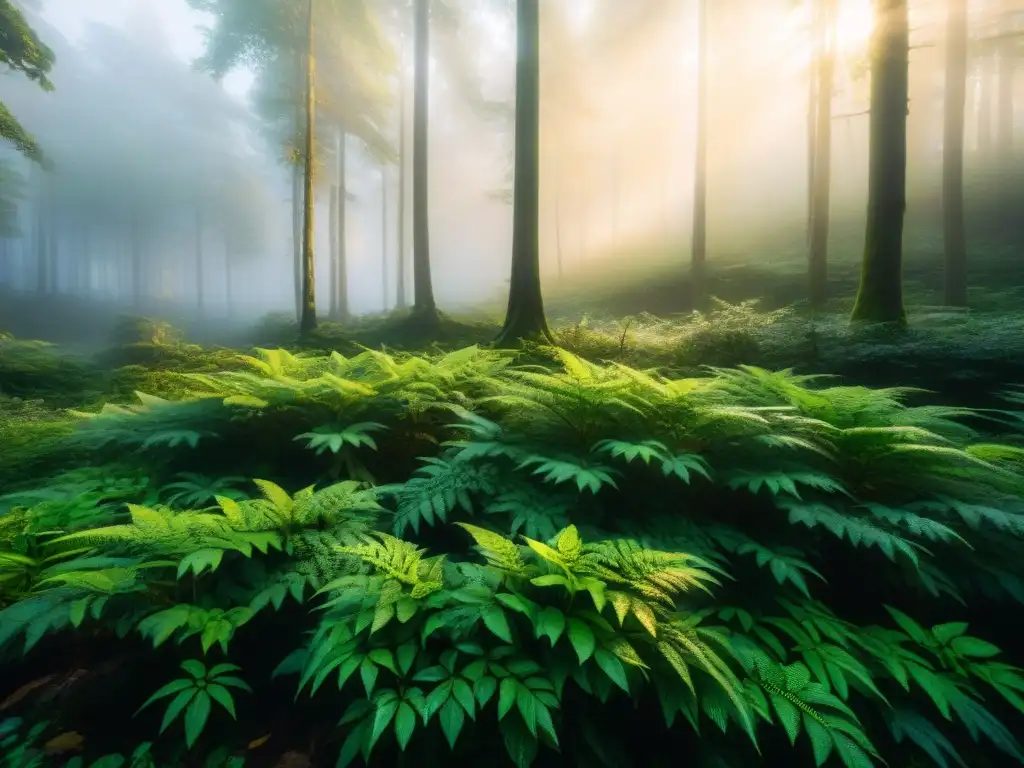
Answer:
top-left (396, 25), bottom-right (409, 310)
top-left (195, 204), bottom-right (205, 315)
top-left (299, 0), bottom-right (318, 334)
top-left (495, 0), bottom-right (551, 347)
top-left (690, 0), bottom-right (708, 312)
top-left (850, 0), bottom-right (909, 324)
top-left (292, 162), bottom-right (302, 320)
top-left (943, 0), bottom-right (968, 307)
top-left (335, 128), bottom-right (349, 322)
top-left (808, 0), bottom-right (836, 309)
top-left (412, 0), bottom-right (437, 316)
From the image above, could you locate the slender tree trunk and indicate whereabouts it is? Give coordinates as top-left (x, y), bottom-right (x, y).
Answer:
top-left (299, 0), bottom-right (318, 333)
top-left (47, 208), bottom-right (58, 294)
top-left (495, 0), bottom-right (551, 346)
top-left (336, 128), bottom-right (349, 322)
top-left (195, 204), bottom-right (205, 315)
top-left (850, 0), bottom-right (909, 324)
top-left (381, 165), bottom-right (388, 310)
top-left (555, 194), bottom-right (564, 280)
top-left (943, 0), bottom-right (968, 306)
top-left (809, 0), bottom-right (836, 309)
top-left (329, 183), bottom-right (338, 318)
top-left (131, 211), bottom-right (143, 308)
top-left (396, 26), bottom-right (409, 310)
top-left (292, 162), bottom-right (302, 320)
top-left (807, 5), bottom-right (817, 242)
top-left (690, 0), bottom-right (708, 312)
top-left (412, 0), bottom-right (437, 316)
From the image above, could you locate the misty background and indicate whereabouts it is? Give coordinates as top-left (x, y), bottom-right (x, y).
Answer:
top-left (1, 0), bottom-right (1021, 337)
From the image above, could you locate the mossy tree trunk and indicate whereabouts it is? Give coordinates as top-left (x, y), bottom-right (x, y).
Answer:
top-left (299, 0), bottom-right (317, 334)
top-left (495, 0), bottom-right (552, 347)
top-left (850, 0), bottom-right (909, 325)
top-left (943, 0), bottom-right (968, 307)
top-left (808, 0), bottom-right (836, 310)
top-left (690, 0), bottom-right (708, 312)
top-left (412, 0), bottom-right (437, 317)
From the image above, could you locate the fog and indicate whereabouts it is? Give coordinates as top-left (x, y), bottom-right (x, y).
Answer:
top-left (1, 0), bottom-right (1021, 333)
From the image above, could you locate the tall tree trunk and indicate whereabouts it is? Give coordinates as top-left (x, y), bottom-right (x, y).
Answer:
top-left (195, 204), bottom-right (205, 315)
top-left (292, 162), bottom-right (302, 320)
top-left (299, 0), bottom-right (318, 333)
top-left (47, 207), bottom-right (58, 293)
top-left (495, 0), bottom-right (551, 346)
top-left (381, 165), bottom-right (388, 310)
top-left (336, 128), bottom-right (349, 322)
top-left (690, 0), bottom-right (708, 312)
top-left (329, 183), bottom-right (338, 318)
top-left (850, 0), bottom-right (909, 324)
top-left (555, 195), bottom-right (564, 280)
top-left (943, 0), bottom-right (968, 306)
top-left (808, 0), bottom-right (836, 309)
top-left (225, 237), bottom-right (234, 319)
top-left (396, 25), bottom-right (409, 310)
top-left (412, 0), bottom-right (437, 316)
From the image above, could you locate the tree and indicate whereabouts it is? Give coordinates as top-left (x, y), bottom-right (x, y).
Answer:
top-left (943, 0), bottom-right (968, 307)
top-left (690, 0), bottom-right (708, 312)
top-left (0, 0), bottom-right (54, 165)
top-left (494, 0), bottom-right (551, 347)
top-left (299, 0), bottom-right (317, 332)
top-left (808, 0), bottom-right (836, 310)
top-left (411, 0), bottom-right (437, 317)
top-left (850, 0), bottom-right (909, 325)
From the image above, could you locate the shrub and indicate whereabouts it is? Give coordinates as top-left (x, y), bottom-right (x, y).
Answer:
top-left (0, 347), bottom-right (1023, 767)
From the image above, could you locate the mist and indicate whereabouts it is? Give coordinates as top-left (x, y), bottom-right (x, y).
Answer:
top-left (1, 0), bottom-right (1021, 340)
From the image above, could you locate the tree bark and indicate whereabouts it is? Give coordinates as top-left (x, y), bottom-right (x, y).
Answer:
top-left (299, 0), bottom-right (318, 334)
top-left (943, 0), bottom-right (968, 306)
top-left (690, 0), bottom-right (708, 312)
top-left (808, 0), bottom-right (836, 309)
top-left (292, 162), bottom-right (302, 320)
top-left (495, 0), bottom-right (552, 347)
top-left (850, 0), bottom-right (909, 324)
top-left (412, 0), bottom-right (437, 316)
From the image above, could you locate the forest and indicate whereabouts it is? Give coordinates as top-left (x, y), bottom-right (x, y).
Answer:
top-left (2, 0), bottom-right (1024, 767)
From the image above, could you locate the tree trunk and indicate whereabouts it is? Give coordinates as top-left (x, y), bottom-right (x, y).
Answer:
top-left (808, 0), bottom-right (836, 309)
top-left (690, 0), bottom-right (708, 312)
top-left (195, 204), bottom-right (205, 315)
top-left (47, 207), bottom-right (58, 294)
top-left (850, 0), bottom-right (909, 324)
top-left (943, 0), bottom-right (968, 307)
top-left (299, 0), bottom-right (318, 334)
top-left (381, 165), bottom-right (388, 310)
top-left (495, 0), bottom-right (551, 347)
top-left (412, 0), bottom-right (437, 316)
top-left (225, 237), bottom-right (233, 319)
top-left (335, 128), bottom-right (349, 322)
top-left (292, 162), bottom-right (302, 320)
top-left (396, 25), bottom-right (409, 310)
top-left (329, 183), bottom-right (338, 318)
top-left (131, 211), bottom-right (143, 308)
top-left (977, 53), bottom-right (992, 158)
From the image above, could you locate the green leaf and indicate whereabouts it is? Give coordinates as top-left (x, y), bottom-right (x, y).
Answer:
top-left (369, 698), bottom-right (399, 753)
top-left (498, 676), bottom-right (517, 720)
top-left (183, 690), bottom-right (212, 748)
top-left (535, 607), bottom-right (566, 646)
top-left (438, 697), bottom-right (465, 749)
top-left (593, 647), bottom-right (629, 692)
top-left (482, 605), bottom-right (513, 642)
top-left (950, 636), bottom-right (1002, 659)
top-left (205, 684), bottom-right (236, 719)
top-left (567, 618), bottom-right (596, 663)
top-left (158, 689), bottom-right (196, 734)
top-left (394, 701), bottom-right (417, 751)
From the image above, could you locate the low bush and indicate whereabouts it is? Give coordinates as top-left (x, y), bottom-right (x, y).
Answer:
top-left (1, 346), bottom-right (1023, 767)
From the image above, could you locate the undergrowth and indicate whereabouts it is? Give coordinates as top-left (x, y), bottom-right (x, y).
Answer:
top-left (1, 341), bottom-right (1024, 767)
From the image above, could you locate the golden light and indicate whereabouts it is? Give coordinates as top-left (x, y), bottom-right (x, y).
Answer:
top-left (783, 0), bottom-right (876, 69)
